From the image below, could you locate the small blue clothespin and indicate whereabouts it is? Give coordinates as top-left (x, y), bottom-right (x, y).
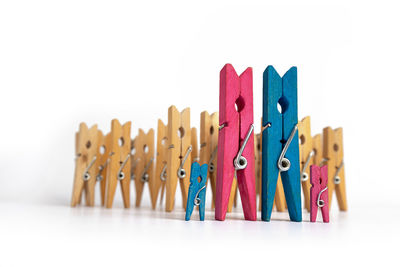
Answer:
top-left (185, 162), bottom-right (208, 221)
top-left (261, 66), bottom-right (302, 222)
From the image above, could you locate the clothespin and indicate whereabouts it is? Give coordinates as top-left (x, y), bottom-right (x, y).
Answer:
top-left (215, 64), bottom-right (257, 221)
top-left (105, 119), bottom-right (131, 208)
top-left (262, 66), bottom-right (302, 222)
top-left (133, 129), bottom-right (155, 207)
top-left (298, 116), bottom-right (313, 212)
top-left (313, 134), bottom-right (323, 165)
top-left (200, 111), bottom-right (219, 208)
top-left (323, 127), bottom-right (347, 211)
top-left (166, 106), bottom-right (192, 212)
top-left (255, 132), bottom-right (261, 211)
top-left (185, 162), bottom-right (208, 221)
top-left (95, 131), bottom-right (112, 206)
top-left (191, 127), bottom-right (199, 163)
top-left (258, 118), bottom-right (286, 213)
top-left (310, 165), bottom-right (329, 223)
top-left (71, 123), bottom-right (98, 207)
top-left (155, 119), bottom-right (168, 208)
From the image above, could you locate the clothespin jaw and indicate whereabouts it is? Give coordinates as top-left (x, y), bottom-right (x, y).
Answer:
top-left (71, 123), bottom-right (98, 207)
top-left (166, 106), bottom-right (191, 212)
top-left (261, 66), bottom-right (302, 222)
top-left (298, 116), bottom-right (313, 212)
top-left (105, 119), bottom-right (131, 208)
top-left (200, 111), bottom-right (219, 208)
top-left (215, 64), bottom-right (257, 221)
top-left (134, 128), bottom-right (155, 207)
top-left (96, 132), bottom-right (111, 206)
top-left (154, 119), bottom-right (168, 209)
top-left (323, 127), bottom-right (347, 211)
top-left (185, 162), bottom-right (208, 221)
top-left (310, 165), bottom-right (329, 223)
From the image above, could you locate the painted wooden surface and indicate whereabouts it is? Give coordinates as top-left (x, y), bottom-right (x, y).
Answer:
top-left (154, 119), bottom-right (168, 209)
top-left (323, 127), bottom-right (347, 211)
top-left (310, 165), bottom-right (329, 223)
top-left (133, 129), bottom-right (155, 207)
top-left (105, 120), bottom-right (131, 208)
top-left (215, 64), bottom-right (256, 221)
top-left (185, 162), bottom-right (208, 221)
top-left (262, 66), bottom-right (301, 222)
top-left (71, 123), bottom-right (98, 207)
top-left (166, 106), bottom-right (191, 212)
top-left (298, 116), bottom-right (313, 211)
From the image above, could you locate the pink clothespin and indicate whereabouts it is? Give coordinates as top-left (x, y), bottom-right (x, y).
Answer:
top-left (310, 165), bottom-right (329, 223)
top-left (215, 64), bottom-right (257, 221)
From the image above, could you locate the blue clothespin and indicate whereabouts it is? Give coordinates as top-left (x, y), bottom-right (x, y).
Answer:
top-left (261, 66), bottom-right (302, 222)
top-left (185, 162), bottom-right (208, 221)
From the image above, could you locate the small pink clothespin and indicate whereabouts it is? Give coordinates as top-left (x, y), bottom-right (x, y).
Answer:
top-left (310, 165), bottom-right (329, 223)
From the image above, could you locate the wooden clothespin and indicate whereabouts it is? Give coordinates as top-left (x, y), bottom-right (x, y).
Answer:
top-left (298, 116), bottom-right (314, 212)
top-left (191, 127), bottom-right (199, 163)
top-left (95, 131), bottom-right (112, 206)
top-left (310, 165), bottom-right (329, 223)
top-left (105, 119), bottom-right (131, 208)
top-left (215, 64), bottom-right (257, 221)
top-left (185, 162), bottom-right (208, 221)
top-left (323, 127), bottom-right (347, 211)
top-left (262, 66), bottom-right (302, 222)
top-left (313, 134), bottom-right (323, 165)
top-left (154, 119), bottom-right (168, 209)
top-left (71, 123), bottom-right (98, 207)
top-left (258, 120), bottom-right (286, 212)
top-left (200, 111), bottom-right (218, 207)
top-left (166, 106), bottom-right (192, 212)
top-left (133, 129), bottom-right (155, 207)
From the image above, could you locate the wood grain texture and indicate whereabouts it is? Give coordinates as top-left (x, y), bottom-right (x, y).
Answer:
top-left (191, 127), bottom-right (199, 163)
top-left (97, 132), bottom-right (111, 206)
top-left (154, 119), bottom-right (168, 209)
top-left (298, 116), bottom-right (313, 211)
top-left (215, 64), bottom-right (256, 221)
top-left (105, 120), bottom-right (131, 208)
top-left (166, 106), bottom-right (191, 212)
top-left (262, 66), bottom-right (302, 222)
top-left (323, 127), bottom-right (347, 211)
top-left (71, 123), bottom-right (98, 207)
top-left (200, 111), bottom-right (219, 208)
top-left (133, 128), bottom-right (155, 207)
top-left (310, 165), bottom-right (329, 222)
top-left (185, 162), bottom-right (208, 221)
top-left (312, 134), bottom-right (323, 165)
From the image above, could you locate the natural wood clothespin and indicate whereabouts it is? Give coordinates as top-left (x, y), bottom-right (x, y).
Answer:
top-left (154, 119), bottom-right (168, 209)
top-left (105, 119), bottom-right (131, 208)
top-left (191, 127), bottom-right (199, 163)
top-left (313, 134), bottom-right (323, 165)
top-left (166, 106), bottom-right (191, 212)
top-left (323, 127), bottom-right (347, 211)
top-left (200, 111), bottom-right (218, 207)
top-left (133, 129), bottom-right (155, 207)
top-left (95, 131), bottom-right (112, 206)
top-left (298, 116), bottom-right (313, 212)
top-left (71, 123), bottom-right (98, 207)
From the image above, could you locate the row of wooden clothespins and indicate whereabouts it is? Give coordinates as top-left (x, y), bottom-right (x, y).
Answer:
top-left (71, 64), bottom-right (347, 223)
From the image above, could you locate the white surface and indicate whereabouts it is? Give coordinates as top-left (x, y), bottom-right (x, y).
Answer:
top-left (1, 0), bottom-right (399, 266)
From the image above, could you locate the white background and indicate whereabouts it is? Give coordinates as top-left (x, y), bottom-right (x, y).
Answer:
top-left (0, 0), bottom-right (399, 266)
